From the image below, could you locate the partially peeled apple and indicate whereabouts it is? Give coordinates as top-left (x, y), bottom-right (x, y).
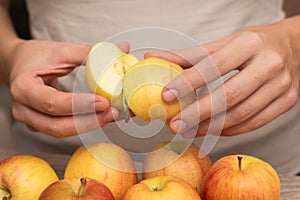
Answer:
top-left (85, 42), bottom-right (139, 110)
top-left (85, 42), bottom-right (194, 123)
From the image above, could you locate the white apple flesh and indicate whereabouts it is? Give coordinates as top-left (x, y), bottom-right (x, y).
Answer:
top-left (85, 42), bottom-right (139, 109)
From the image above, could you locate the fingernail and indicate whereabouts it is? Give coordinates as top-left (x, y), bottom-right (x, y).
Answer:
top-left (163, 89), bottom-right (179, 102)
top-left (103, 108), bottom-right (119, 122)
top-left (94, 102), bottom-right (106, 111)
top-left (170, 119), bottom-right (187, 133)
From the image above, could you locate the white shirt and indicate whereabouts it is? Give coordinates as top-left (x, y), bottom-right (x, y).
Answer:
top-left (21, 0), bottom-right (300, 174)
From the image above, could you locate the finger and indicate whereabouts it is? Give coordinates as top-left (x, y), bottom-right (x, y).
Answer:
top-left (145, 46), bottom-right (206, 67)
top-left (144, 34), bottom-right (235, 68)
top-left (162, 32), bottom-right (260, 103)
top-left (195, 73), bottom-right (290, 136)
top-left (11, 74), bottom-right (110, 116)
top-left (168, 55), bottom-right (274, 135)
top-left (12, 103), bottom-right (117, 137)
top-left (117, 41), bottom-right (131, 53)
top-left (59, 41), bottom-right (130, 67)
top-left (220, 87), bottom-right (298, 136)
top-left (57, 42), bottom-right (92, 66)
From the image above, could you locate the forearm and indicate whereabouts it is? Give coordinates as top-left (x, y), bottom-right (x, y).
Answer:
top-left (0, 0), bottom-right (23, 85)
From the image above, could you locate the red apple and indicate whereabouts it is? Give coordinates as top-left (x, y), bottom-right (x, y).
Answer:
top-left (201, 154), bottom-right (280, 200)
top-left (143, 140), bottom-right (211, 193)
top-left (123, 176), bottom-right (201, 200)
top-left (39, 177), bottom-right (115, 200)
top-left (0, 154), bottom-right (58, 200)
top-left (64, 142), bottom-right (137, 200)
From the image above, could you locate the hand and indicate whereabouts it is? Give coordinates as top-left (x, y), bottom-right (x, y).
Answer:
top-left (146, 18), bottom-right (300, 137)
top-left (7, 39), bottom-right (130, 137)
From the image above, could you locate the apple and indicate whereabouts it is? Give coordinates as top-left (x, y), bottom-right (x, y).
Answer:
top-left (38, 177), bottom-right (115, 200)
top-left (64, 142), bottom-right (137, 200)
top-left (201, 154), bottom-right (281, 200)
top-left (85, 42), bottom-right (139, 109)
top-left (123, 57), bottom-right (195, 122)
top-left (142, 140), bottom-right (211, 193)
top-left (0, 154), bottom-right (58, 200)
top-left (123, 175), bottom-right (201, 200)
top-left (85, 42), bottom-right (195, 123)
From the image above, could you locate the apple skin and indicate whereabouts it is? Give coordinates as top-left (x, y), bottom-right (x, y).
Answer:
top-left (123, 57), bottom-right (195, 123)
top-left (201, 154), bottom-right (281, 200)
top-left (142, 141), bottom-right (211, 193)
top-left (38, 177), bottom-right (115, 200)
top-left (0, 154), bottom-right (58, 200)
top-left (64, 142), bottom-right (137, 200)
top-left (123, 176), bottom-right (201, 200)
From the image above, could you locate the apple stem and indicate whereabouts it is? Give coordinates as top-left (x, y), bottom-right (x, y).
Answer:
top-left (78, 178), bottom-right (87, 196)
top-left (2, 196), bottom-right (9, 200)
top-left (152, 187), bottom-right (160, 192)
top-left (238, 156), bottom-right (242, 171)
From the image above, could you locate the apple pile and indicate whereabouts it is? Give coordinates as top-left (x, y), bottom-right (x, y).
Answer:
top-left (0, 142), bottom-right (281, 200)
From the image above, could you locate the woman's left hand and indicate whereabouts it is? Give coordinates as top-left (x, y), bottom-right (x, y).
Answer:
top-left (146, 16), bottom-right (300, 138)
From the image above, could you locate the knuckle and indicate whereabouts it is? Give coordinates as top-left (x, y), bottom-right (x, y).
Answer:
top-left (252, 117), bottom-right (266, 130)
top-left (236, 104), bottom-right (253, 122)
top-left (225, 85), bottom-right (240, 108)
top-left (240, 31), bottom-right (264, 49)
top-left (43, 97), bottom-right (58, 115)
top-left (10, 78), bottom-right (23, 102)
top-left (47, 122), bottom-right (66, 138)
top-left (267, 52), bottom-right (285, 73)
top-left (12, 105), bottom-right (23, 122)
top-left (46, 119), bottom-right (75, 138)
top-left (188, 102), bottom-right (201, 122)
top-left (279, 73), bottom-right (293, 90)
top-left (285, 89), bottom-right (298, 106)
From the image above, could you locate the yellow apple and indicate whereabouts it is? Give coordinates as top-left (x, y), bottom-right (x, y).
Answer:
top-left (64, 142), bottom-right (137, 200)
top-left (123, 57), bottom-right (194, 123)
top-left (123, 176), bottom-right (201, 200)
top-left (39, 177), bottom-right (115, 200)
top-left (142, 140), bottom-right (211, 193)
top-left (201, 154), bottom-right (281, 200)
top-left (0, 154), bottom-right (58, 200)
top-left (85, 42), bottom-right (139, 108)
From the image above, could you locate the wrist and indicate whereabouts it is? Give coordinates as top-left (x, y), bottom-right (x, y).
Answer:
top-left (276, 15), bottom-right (300, 64)
top-left (0, 37), bottom-right (25, 85)
top-left (273, 15), bottom-right (300, 81)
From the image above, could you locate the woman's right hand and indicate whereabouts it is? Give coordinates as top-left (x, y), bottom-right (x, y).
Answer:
top-left (6, 39), bottom-right (128, 137)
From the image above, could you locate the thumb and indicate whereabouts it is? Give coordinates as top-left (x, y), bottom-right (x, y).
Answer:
top-left (117, 41), bottom-right (131, 53)
top-left (61, 42), bottom-right (92, 66)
